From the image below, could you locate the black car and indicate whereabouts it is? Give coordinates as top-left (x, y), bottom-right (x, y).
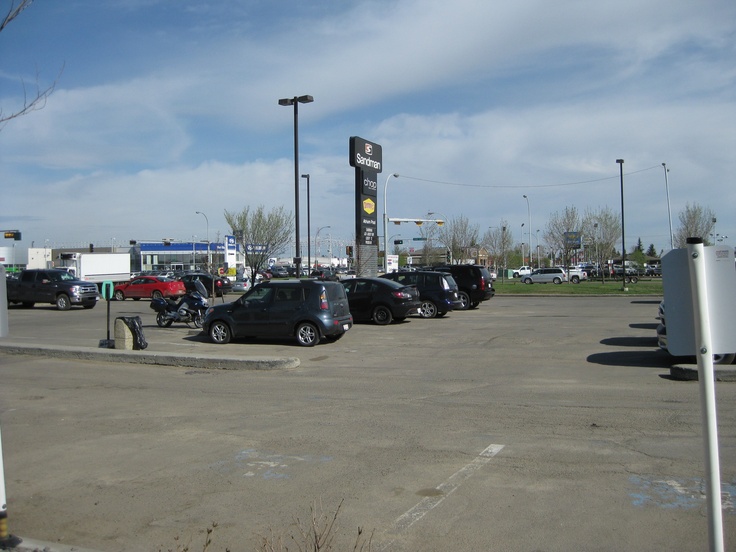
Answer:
top-left (180, 273), bottom-right (232, 297)
top-left (433, 265), bottom-right (494, 309)
top-left (342, 277), bottom-right (420, 325)
top-left (203, 279), bottom-right (353, 347)
top-left (310, 268), bottom-right (340, 281)
top-left (381, 271), bottom-right (462, 318)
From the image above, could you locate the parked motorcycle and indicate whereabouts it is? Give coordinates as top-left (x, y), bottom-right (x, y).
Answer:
top-left (150, 279), bottom-right (209, 328)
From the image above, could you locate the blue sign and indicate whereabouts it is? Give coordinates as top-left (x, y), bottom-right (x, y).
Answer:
top-left (246, 243), bottom-right (268, 253)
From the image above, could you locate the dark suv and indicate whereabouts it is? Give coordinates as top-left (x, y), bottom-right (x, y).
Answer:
top-left (433, 265), bottom-right (494, 309)
top-left (381, 271), bottom-right (462, 318)
top-left (203, 279), bottom-right (353, 346)
top-left (180, 272), bottom-right (232, 297)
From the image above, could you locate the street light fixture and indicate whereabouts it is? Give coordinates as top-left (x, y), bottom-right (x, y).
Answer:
top-left (195, 211), bottom-right (210, 270)
top-left (279, 94), bottom-right (314, 278)
top-left (301, 174), bottom-right (311, 274)
top-left (383, 173), bottom-right (400, 272)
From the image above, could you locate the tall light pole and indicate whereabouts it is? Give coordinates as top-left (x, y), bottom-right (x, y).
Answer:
top-left (520, 222), bottom-right (525, 265)
top-left (662, 163), bottom-right (674, 250)
top-left (315, 225), bottom-right (331, 263)
top-left (195, 211), bottom-right (210, 269)
top-left (523, 194), bottom-right (531, 267)
top-left (383, 173), bottom-right (400, 272)
top-left (617, 159), bottom-right (626, 290)
top-left (301, 174), bottom-right (311, 275)
top-left (279, 94), bottom-right (314, 278)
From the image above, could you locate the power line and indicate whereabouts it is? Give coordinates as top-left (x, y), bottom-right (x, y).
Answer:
top-left (398, 165), bottom-right (661, 189)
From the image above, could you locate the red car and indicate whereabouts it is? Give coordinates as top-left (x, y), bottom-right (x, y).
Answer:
top-left (114, 276), bottom-right (186, 301)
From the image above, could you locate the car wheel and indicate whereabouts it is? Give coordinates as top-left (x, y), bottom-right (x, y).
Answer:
top-left (209, 320), bottom-right (231, 344)
top-left (553, 277), bottom-right (562, 284)
top-left (419, 301), bottom-right (438, 318)
top-left (522, 278), bottom-right (532, 284)
top-left (56, 294), bottom-right (71, 311)
top-left (571, 276), bottom-right (580, 284)
top-left (457, 291), bottom-right (470, 310)
top-left (152, 290), bottom-right (163, 300)
top-left (372, 305), bottom-right (393, 325)
top-left (114, 290), bottom-right (125, 301)
top-left (156, 312), bottom-right (173, 328)
top-left (713, 353), bottom-right (735, 365)
top-left (296, 322), bottom-right (319, 347)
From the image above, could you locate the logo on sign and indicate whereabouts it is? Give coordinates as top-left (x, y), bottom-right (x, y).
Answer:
top-left (363, 198), bottom-right (375, 215)
top-left (365, 143), bottom-right (372, 155)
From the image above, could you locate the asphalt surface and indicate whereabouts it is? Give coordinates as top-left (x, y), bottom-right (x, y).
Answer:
top-left (1, 295), bottom-right (736, 552)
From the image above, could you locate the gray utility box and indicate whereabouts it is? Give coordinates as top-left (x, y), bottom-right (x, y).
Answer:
top-left (661, 245), bottom-right (736, 356)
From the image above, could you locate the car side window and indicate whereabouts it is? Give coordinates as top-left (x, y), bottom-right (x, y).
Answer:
top-left (275, 286), bottom-right (301, 303)
top-left (243, 286), bottom-right (273, 306)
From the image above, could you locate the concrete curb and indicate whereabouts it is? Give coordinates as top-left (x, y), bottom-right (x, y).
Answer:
top-left (0, 343), bottom-right (300, 371)
top-left (669, 363), bottom-right (736, 382)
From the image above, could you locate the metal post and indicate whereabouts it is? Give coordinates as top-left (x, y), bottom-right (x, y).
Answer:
top-left (662, 163), bottom-right (674, 250)
top-left (686, 237), bottom-right (724, 552)
top-left (302, 174), bottom-right (311, 275)
top-left (383, 173), bottom-right (399, 273)
top-left (617, 159), bottom-right (626, 290)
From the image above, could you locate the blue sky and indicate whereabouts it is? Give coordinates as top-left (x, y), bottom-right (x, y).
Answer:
top-left (1, 0), bottom-right (735, 255)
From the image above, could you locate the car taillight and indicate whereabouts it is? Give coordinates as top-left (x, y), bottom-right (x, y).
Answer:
top-left (319, 290), bottom-right (329, 310)
top-left (391, 290), bottom-right (410, 299)
top-left (480, 278), bottom-right (486, 290)
top-left (216, 280), bottom-right (222, 288)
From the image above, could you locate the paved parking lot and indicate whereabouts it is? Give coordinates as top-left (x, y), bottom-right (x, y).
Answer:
top-left (1, 295), bottom-right (735, 551)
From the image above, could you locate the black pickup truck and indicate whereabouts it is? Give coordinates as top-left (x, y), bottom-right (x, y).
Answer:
top-left (7, 268), bottom-right (99, 310)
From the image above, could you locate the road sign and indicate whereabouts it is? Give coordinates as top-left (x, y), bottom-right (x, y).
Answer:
top-left (413, 237), bottom-right (427, 241)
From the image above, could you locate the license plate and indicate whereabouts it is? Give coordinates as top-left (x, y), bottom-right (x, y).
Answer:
top-left (343, 324), bottom-right (350, 331)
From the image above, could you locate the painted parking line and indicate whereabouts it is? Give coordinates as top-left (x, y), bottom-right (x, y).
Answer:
top-left (379, 443), bottom-right (505, 549)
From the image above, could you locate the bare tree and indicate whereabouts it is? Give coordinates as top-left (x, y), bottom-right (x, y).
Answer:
top-left (481, 220), bottom-right (513, 272)
top-left (1, 0), bottom-right (63, 128)
top-left (674, 202), bottom-right (716, 248)
top-left (581, 206), bottom-right (621, 278)
top-left (438, 214), bottom-right (479, 264)
top-left (225, 205), bottom-right (294, 285)
top-left (543, 206), bottom-right (582, 268)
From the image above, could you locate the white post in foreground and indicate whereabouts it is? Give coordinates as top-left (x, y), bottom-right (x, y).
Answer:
top-left (0, 424), bottom-right (22, 548)
top-left (686, 237), bottom-right (724, 552)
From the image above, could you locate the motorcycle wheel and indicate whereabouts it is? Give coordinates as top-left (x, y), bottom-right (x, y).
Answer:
top-left (156, 311), bottom-right (173, 328)
top-left (193, 311), bottom-right (204, 329)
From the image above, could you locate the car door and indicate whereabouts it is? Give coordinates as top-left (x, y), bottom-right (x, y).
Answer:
top-left (266, 285), bottom-right (304, 334)
top-left (129, 277), bottom-right (149, 298)
top-left (343, 279), bottom-right (372, 320)
top-left (230, 285), bottom-right (274, 337)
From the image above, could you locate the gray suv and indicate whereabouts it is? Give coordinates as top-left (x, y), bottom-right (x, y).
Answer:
top-left (521, 268), bottom-right (567, 285)
top-left (203, 280), bottom-right (353, 346)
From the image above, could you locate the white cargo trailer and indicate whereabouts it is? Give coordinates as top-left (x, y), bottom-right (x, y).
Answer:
top-left (57, 252), bottom-right (131, 284)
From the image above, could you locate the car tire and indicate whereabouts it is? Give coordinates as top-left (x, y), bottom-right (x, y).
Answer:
top-left (152, 290), bottom-right (163, 300)
top-left (457, 291), bottom-right (470, 310)
top-left (372, 305), bottom-right (393, 325)
top-left (419, 301), bottom-right (438, 318)
top-left (56, 294), bottom-right (71, 311)
top-left (296, 322), bottom-right (319, 347)
top-left (571, 276), bottom-right (580, 284)
top-left (713, 353), bottom-right (735, 365)
top-left (156, 312), bottom-right (173, 328)
top-left (114, 290), bottom-right (125, 301)
top-left (522, 278), bottom-right (532, 284)
top-left (209, 320), bottom-right (231, 344)
top-left (553, 277), bottom-right (562, 284)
